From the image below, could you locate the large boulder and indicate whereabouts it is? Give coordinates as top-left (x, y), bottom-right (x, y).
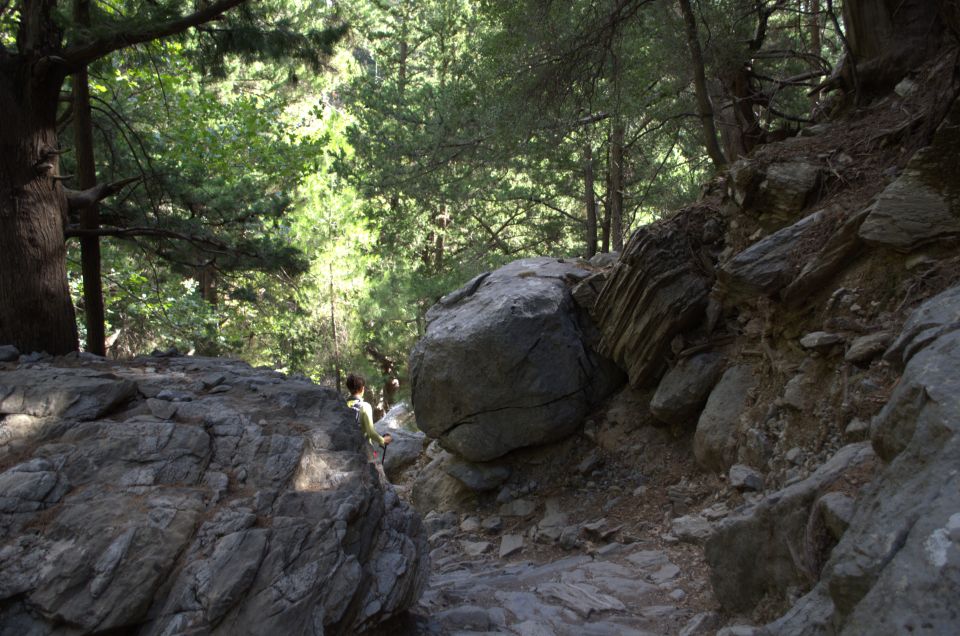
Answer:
top-left (0, 356), bottom-right (428, 635)
top-left (410, 257), bottom-right (624, 462)
top-left (764, 284), bottom-right (960, 634)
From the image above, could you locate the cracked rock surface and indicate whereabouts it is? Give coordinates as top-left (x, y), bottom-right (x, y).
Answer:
top-left (0, 354), bottom-right (427, 635)
top-left (410, 257), bottom-right (624, 462)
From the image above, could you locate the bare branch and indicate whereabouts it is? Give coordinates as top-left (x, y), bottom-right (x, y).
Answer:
top-left (63, 0), bottom-right (248, 69)
top-left (64, 176), bottom-right (140, 212)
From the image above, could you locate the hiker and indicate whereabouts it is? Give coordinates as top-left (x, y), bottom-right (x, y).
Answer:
top-left (346, 373), bottom-right (392, 462)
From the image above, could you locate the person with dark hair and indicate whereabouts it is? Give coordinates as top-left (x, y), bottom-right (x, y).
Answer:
top-left (346, 373), bottom-right (392, 461)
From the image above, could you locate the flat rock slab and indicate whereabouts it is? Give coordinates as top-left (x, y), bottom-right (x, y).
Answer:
top-left (0, 367), bottom-right (136, 420)
top-left (412, 538), bottom-right (690, 635)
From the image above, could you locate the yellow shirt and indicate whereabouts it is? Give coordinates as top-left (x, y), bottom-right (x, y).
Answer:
top-left (347, 396), bottom-right (385, 446)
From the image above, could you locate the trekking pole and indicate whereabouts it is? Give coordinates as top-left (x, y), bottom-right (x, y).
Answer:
top-left (381, 442), bottom-right (388, 466)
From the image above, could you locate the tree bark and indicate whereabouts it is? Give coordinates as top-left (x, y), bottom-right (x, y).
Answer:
top-left (678, 0), bottom-right (727, 169)
top-left (0, 61), bottom-right (79, 354)
top-left (73, 0), bottom-right (106, 356)
top-left (583, 140), bottom-right (598, 258)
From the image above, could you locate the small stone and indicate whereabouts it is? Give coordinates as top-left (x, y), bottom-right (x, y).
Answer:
top-left (671, 515), bottom-right (713, 544)
top-left (702, 504), bottom-right (730, 521)
top-left (800, 331), bottom-right (844, 349)
top-left (461, 540), bottom-right (492, 557)
top-left (947, 513), bottom-right (960, 542)
top-left (649, 563), bottom-right (681, 584)
top-left (209, 384), bottom-right (232, 394)
top-left (429, 528), bottom-right (456, 544)
top-left (785, 447), bottom-right (803, 464)
top-left (680, 612), bottom-right (723, 636)
top-left (669, 588), bottom-right (687, 602)
top-left (499, 497), bottom-right (536, 518)
top-left (495, 486), bottom-right (514, 504)
top-left (20, 351), bottom-right (51, 363)
top-left (460, 516), bottom-right (481, 533)
top-left (728, 464), bottom-right (764, 492)
top-left (499, 534), bottom-right (524, 558)
top-left (633, 485), bottom-right (648, 497)
top-left (147, 398), bottom-right (178, 420)
top-left (602, 496), bottom-right (622, 514)
top-left (481, 516), bottom-right (503, 533)
top-left (0, 345), bottom-right (20, 362)
top-left (559, 526), bottom-right (579, 550)
top-left (155, 389), bottom-right (194, 402)
top-left (845, 331), bottom-right (893, 365)
top-left (201, 373), bottom-right (227, 389)
top-left (577, 451), bottom-right (603, 475)
top-left (845, 418), bottom-right (870, 442)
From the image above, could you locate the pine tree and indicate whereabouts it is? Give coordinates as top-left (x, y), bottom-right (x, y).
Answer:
top-left (0, 0), bottom-right (344, 354)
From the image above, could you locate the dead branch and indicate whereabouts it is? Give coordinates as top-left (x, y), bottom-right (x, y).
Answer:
top-left (64, 176), bottom-right (140, 212)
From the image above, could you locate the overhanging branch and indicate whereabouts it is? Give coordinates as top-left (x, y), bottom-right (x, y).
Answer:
top-left (64, 176), bottom-right (140, 212)
top-left (63, 0), bottom-right (248, 69)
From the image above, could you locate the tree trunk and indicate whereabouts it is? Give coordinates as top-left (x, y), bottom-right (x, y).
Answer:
top-left (808, 0), bottom-right (822, 56)
top-left (583, 140), bottom-right (598, 258)
top-left (73, 0), bottom-right (105, 356)
top-left (608, 119), bottom-right (625, 252)
top-left (434, 206), bottom-right (448, 273)
top-left (329, 263), bottom-right (341, 394)
top-left (0, 62), bottom-right (79, 355)
top-left (678, 0), bottom-right (727, 169)
top-left (198, 264), bottom-right (218, 305)
top-left (838, 0), bottom-right (944, 99)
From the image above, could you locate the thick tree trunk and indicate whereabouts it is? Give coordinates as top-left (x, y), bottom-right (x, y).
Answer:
top-left (583, 140), bottom-right (598, 258)
top-left (837, 0), bottom-right (944, 99)
top-left (0, 63), bottom-right (79, 354)
top-left (678, 0), bottom-right (727, 169)
top-left (73, 0), bottom-right (105, 356)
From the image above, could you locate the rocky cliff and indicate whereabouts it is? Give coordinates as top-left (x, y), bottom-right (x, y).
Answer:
top-left (0, 354), bottom-right (428, 635)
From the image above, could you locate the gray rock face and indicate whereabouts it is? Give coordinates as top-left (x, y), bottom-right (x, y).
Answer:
top-left (410, 452), bottom-right (475, 513)
top-left (730, 160), bottom-right (822, 225)
top-left (410, 258), bottom-right (624, 462)
top-left (0, 366), bottom-right (136, 420)
top-left (859, 99), bottom-right (960, 251)
top-left (650, 353), bottom-right (727, 425)
top-left (592, 206), bottom-right (721, 387)
top-left (694, 365), bottom-right (756, 473)
top-left (443, 455), bottom-right (511, 492)
top-left (720, 210), bottom-right (831, 301)
top-left (706, 443), bottom-right (876, 614)
top-left (767, 285), bottom-right (960, 634)
top-left (0, 356), bottom-right (428, 635)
